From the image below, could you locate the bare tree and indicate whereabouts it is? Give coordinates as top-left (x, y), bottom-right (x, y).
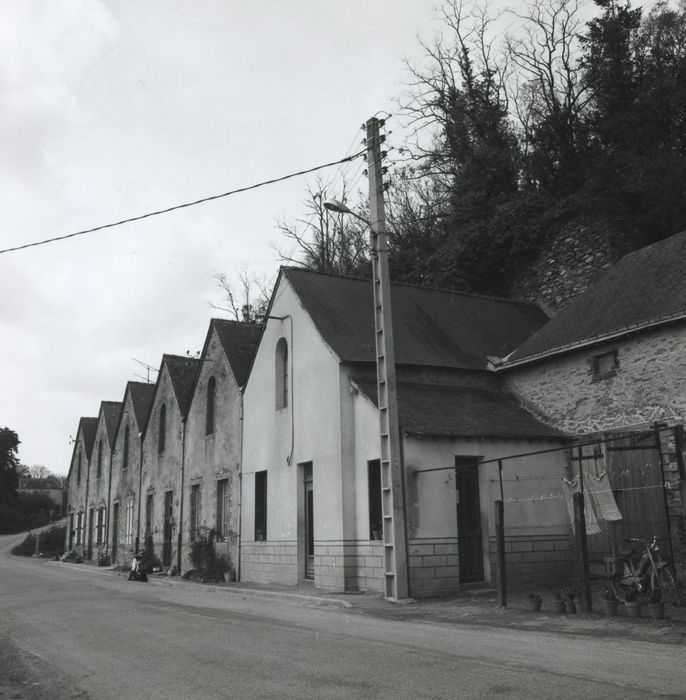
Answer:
top-left (276, 178), bottom-right (369, 276)
top-left (27, 464), bottom-right (51, 479)
top-left (210, 266), bottom-right (271, 323)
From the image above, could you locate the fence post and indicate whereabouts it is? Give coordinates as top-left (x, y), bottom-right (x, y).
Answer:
top-left (35, 531), bottom-right (40, 556)
top-left (573, 492), bottom-right (592, 613)
top-left (495, 499), bottom-right (507, 608)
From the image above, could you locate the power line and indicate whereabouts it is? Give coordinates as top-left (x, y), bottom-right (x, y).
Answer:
top-left (0, 151), bottom-right (366, 256)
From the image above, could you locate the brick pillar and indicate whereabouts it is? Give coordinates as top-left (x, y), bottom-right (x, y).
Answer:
top-left (658, 426), bottom-right (686, 583)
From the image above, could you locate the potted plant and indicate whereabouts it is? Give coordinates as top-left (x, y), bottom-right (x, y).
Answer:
top-left (566, 589), bottom-right (579, 614)
top-left (526, 592), bottom-right (542, 612)
top-left (624, 587), bottom-right (642, 618)
top-left (602, 588), bottom-right (619, 617)
top-left (548, 587), bottom-right (566, 614)
top-left (646, 590), bottom-right (665, 620)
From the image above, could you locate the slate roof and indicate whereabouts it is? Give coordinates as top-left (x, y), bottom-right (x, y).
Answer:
top-left (507, 230), bottom-right (686, 364)
top-left (354, 378), bottom-right (561, 441)
top-left (283, 268), bottom-right (548, 370)
top-left (127, 381), bottom-right (156, 431)
top-left (211, 319), bottom-right (262, 387)
top-left (100, 401), bottom-right (123, 447)
top-left (164, 355), bottom-right (200, 418)
top-left (78, 417), bottom-right (99, 459)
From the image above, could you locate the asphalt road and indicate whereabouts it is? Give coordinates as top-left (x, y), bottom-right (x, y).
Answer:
top-left (2, 532), bottom-right (685, 699)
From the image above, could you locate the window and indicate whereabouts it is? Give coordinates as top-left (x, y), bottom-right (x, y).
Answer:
top-left (76, 511), bottom-right (84, 545)
top-left (125, 497), bottom-right (135, 546)
top-left (216, 478), bottom-right (229, 541)
top-left (77, 451), bottom-right (82, 485)
top-left (123, 424), bottom-right (130, 470)
top-left (368, 460), bottom-right (383, 540)
top-left (591, 349), bottom-right (619, 381)
top-left (97, 439), bottom-right (103, 480)
top-left (254, 471), bottom-right (267, 541)
top-left (206, 377), bottom-right (216, 435)
top-left (275, 338), bottom-right (288, 409)
top-left (189, 484), bottom-right (201, 541)
top-left (145, 494), bottom-right (154, 542)
top-left (96, 507), bottom-right (106, 546)
top-left (158, 404), bottom-right (166, 454)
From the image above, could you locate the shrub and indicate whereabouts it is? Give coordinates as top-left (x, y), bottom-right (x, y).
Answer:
top-left (11, 524), bottom-right (66, 557)
top-left (188, 526), bottom-right (232, 583)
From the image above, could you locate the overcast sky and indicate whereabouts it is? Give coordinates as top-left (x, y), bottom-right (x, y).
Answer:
top-left (1, 0), bottom-right (621, 475)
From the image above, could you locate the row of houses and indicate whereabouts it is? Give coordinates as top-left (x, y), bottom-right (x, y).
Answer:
top-left (66, 231), bottom-right (686, 596)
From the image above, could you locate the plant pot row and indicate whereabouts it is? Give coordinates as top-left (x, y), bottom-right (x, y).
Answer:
top-left (604, 600), bottom-right (665, 619)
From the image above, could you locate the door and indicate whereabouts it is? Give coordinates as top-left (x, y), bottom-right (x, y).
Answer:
top-left (304, 463), bottom-right (314, 580)
top-left (163, 491), bottom-right (173, 567)
top-left (456, 456), bottom-right (484, 583)
top-left (68, 513), bottom-right (74, 550)
top-left (111, 503), bottom-right (119, 563)
top-left (87, 507), bottom-right (94, 560)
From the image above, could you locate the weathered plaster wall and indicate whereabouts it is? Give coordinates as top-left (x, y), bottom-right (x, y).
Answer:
top-left (184, 327), bottom-right (242, 573)
top-left (503, 325), bottom-right (686, 435)
top-left (65, 435), bottom-right (89, 554)
top-left (86, 417), bottom-right (112, 561)
top-left (241, 280), bottom-right (349, 590)
top-left (403, 435), bottom-right (569, 596)
top-left (140, 366), bottom-right (184, 568)
top-left (110, 392), bottom-right (144, 567)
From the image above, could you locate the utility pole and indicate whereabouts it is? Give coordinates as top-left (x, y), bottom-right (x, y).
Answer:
top-left (366, 116), bottom-right (410, 601)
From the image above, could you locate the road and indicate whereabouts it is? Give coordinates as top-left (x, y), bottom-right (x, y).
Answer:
top-left (1, 533), bottom-right (685, 699)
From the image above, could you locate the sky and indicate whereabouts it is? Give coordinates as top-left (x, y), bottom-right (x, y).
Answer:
top-left (0, 0), bottom-right (629, 475)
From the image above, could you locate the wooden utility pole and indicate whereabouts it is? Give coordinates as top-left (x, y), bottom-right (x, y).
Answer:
top-left (366, 116), bottom-right (410, 601)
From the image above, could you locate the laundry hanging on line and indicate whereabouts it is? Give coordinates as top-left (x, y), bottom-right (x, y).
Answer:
top-left (585, 471), bottom-right (622, 522)
top-left (561, 476), bottom-right (601, 535)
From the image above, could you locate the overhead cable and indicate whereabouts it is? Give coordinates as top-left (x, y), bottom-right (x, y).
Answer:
top-left (0, 151), bottom-right (365, 255)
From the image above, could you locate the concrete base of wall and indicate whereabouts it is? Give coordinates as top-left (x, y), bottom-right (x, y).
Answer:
top-left (489, 532), bottom-right (573, 587)
top-left (408, 537), bottom-right (460, 598)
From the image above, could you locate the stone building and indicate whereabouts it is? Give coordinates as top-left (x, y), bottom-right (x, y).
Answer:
top-left (65, 416), bottom-right (98, 554)
top-left (83, 401), bottom-right (122, 562)
top-left (240, 268), bottom-right (567, 596)
top-left (183, 319), bottom-right (261, 576)
top-left (139, 354), bottom-right (199, 571)
top-left (501, 230), bottom-right (686, 579)
top-left (109, 381), bottom-right (155, 566)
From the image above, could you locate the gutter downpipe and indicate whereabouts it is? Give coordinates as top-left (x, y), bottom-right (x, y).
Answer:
top-left (105, 443), bottom-right (114, 561)
top-left (236, 388), bottom-right (244, 582)
top-left (177, 419), bottom-right (187, 574)
top-left (84, 449), bottom-right (91, 559)
top-left (135, 436), bottom-right (143, 553)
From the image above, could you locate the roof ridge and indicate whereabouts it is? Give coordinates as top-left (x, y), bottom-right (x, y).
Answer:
top-left (282, 265), bottom-right (537, 308)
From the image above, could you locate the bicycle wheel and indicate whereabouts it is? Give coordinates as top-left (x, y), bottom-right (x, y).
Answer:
top-left (656, 566), bottom-right (681, 606)
top-left (609, 577), bottom-right (633, 603)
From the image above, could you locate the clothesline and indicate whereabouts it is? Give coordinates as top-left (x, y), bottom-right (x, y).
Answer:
top-left (502, 483), bottom-right (664, 504)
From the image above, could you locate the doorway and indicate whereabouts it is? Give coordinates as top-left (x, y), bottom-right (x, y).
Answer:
top-left (111, 502), bottom-right (119, 563)
top-left (87, 507), bottom-right (94, 560)
top-left (303, 462), bottom-right (314, 580)
top-left (163, 491), bottom-right (173, 567)
top-left (455, 456), bottom-right (483, 583)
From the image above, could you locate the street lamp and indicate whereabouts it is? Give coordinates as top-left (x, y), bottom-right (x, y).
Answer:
top-left (327, 118), bottom-right (410, 601)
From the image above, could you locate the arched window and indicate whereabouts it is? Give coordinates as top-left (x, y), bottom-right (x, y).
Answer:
top-left (158, 404), bottom-right (166, 454)
top-left (123, 424), bottom-right (130, 470)
top-left (275, 338), bottom-right (288, 409)
top-left (77, 452), bottom-right (82, 485)
top-left (206, 377), bottom-right (216, 435)
top-left (97, 440), bottom-right (103, 479)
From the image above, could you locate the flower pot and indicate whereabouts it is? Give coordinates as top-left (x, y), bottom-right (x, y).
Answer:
top-left (647, 602), bottom-right (665, 620)
top-left (551, 599), bottom-right (566, 614)
top-left (625, 601), bottom-right (642, 618)
top-left (526, 598), bottom-right (542, 612)
top-left (603, 600), bottom-right (619, 617)
top-left (566, 600), bottom-right (578, 614)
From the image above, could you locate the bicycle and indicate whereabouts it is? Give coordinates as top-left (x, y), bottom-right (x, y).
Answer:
top-left (608, 536), bottom-right (681, 606)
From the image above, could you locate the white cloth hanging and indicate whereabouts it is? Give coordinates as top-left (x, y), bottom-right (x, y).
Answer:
top-left (561, 476), bottom-right (601, 535)
top-left (585, 471), bottom-right (622, 521)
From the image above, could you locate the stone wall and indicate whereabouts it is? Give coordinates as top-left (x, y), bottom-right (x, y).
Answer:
top-left (240, 541), bottom-right (299, 585)
top-left (504, 325), bottom-right (686, 435)
top-left (510, 221), bottom-right (625, 311)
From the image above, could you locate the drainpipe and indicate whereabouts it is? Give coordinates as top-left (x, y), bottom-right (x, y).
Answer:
top-left (236, 388), bottom-right (244, 582)
top-left (177, 419), bottom-right (187, 574)
top-left (84, 449), bottom-right (91, 558)
top-left (135, 435), bottom-right (143, 553)
top-left (105, 444), bottom-right (113, 561)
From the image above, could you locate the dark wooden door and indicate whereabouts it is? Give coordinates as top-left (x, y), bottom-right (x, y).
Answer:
top-left (304, 463), bottom-right (314, 580)
top-left (456, 457), bottom-right (483, 583)
top-left (111, 503), bottom-right (119, 562)
top-left (163, 491), bottom-right (173, 567)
